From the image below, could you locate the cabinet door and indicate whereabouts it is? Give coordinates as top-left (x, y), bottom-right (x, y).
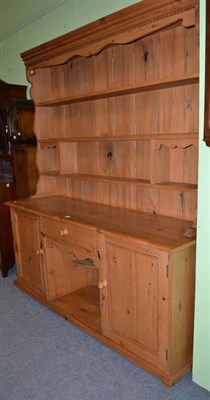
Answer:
top-left (101, 237), bottom-right (169, 369)
top-left (11, 210), bottom-right (46, 296)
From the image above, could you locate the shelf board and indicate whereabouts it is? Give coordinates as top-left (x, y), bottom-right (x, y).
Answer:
top-left (40, 172), bottom-right (197, 192)
top-left (39, 133), bottom-right (198, 144)
top-left (14, 279), bottom-right (102, 336)
top-left (37, 73), bottom-right (199, 107)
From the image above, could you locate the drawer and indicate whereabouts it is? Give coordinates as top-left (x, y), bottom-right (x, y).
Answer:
top-left (41, 217), bottom-right (96, 252)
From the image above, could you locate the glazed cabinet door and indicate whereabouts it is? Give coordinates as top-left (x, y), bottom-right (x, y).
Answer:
top-left (100, 235), bottom-right (169, 371)
top-left (10, 209), bottom-right (46, 296)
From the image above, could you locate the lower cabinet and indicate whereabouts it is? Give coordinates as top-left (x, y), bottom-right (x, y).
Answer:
top-left (9, 207), bottom-right (196, 386)
top-left (10, 209), bottom-right (46, 296)
top-left (100, 236), bottom-right (169, 372)
top-left (99, 234), bottom-right (195, 382)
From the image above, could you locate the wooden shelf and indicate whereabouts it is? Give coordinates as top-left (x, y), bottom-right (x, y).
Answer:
top-left (52, 285), bottom-right (101, 332)
top-left (39, 133), bottom-right (198, 144)
top-left (14, 279), bottom-right (102, 335)
top-left (37, 74), bottom-right (199, 107)
top-left (40, 172), bottom-right (197, 192)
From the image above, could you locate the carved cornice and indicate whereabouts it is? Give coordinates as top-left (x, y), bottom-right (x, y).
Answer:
top-left (21, 0), bottom-right (198, 69)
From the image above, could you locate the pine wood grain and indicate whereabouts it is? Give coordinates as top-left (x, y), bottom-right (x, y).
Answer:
top-left (7, 196), bottom-right (195, 251)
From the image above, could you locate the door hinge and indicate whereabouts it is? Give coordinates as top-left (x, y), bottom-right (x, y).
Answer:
top-left (165, 349), bottom-right (168, 360)
top-left (166, 264), bottom-right (169, 278)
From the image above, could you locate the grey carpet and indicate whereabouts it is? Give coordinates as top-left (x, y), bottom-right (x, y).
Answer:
top-left (0, 267), bottom-right (209, 400)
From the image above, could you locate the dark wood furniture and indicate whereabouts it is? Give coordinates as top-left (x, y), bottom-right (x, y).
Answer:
top-left (0, 80), bottom-right (37, 277)
top-left (7, 0), bottom-right (199, 385)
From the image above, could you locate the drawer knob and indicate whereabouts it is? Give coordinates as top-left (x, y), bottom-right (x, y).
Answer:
top-left (98, 280), bottom-right (107, 290)
top-left (36, 249), bottom-right (43, 256)
top-left (59, 228), bottom-right (68, 237)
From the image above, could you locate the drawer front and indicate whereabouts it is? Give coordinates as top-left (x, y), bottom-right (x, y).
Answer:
top-left (41, 217), bottom-right (96, 252)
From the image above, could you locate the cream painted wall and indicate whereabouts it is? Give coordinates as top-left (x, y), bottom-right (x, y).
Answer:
top-left (0, 0), bottom-right (209, 391)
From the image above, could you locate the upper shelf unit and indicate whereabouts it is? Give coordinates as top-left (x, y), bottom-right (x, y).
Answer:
top-left (21, 0), bottom-right (199, 223)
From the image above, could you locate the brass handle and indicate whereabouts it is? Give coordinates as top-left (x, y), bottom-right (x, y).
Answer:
top-left (36, 249), bottom-right (43, 256)
top-left (98, 280), bottom-right (107, 290)
top-left (59, 228), bottom-right (68, 237)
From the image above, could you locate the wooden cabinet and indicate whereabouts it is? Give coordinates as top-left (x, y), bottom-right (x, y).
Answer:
top-left (7, 0), bottom-right (199, 386)
top-left (0, 177), bottom-right (16, 276)
top-left (8, 195), bottom-right (196, 385)
top-left (100, 234), bottom-right (195, 383)
top-left (0, 80), bottom-right (37, 277)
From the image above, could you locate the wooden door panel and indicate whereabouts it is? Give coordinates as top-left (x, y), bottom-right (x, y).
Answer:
top-left (106, 243), bottom-right (159, 353)
top-left (15, 212), bottom-right (45, 295)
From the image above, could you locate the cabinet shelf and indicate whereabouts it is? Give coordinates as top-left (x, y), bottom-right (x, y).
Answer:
top-left (37, 73), bottom-right (199, 107)
top-left (40, 172), bottom-right (197, 192)
top-left (39, 133), bottom-right (198, 144)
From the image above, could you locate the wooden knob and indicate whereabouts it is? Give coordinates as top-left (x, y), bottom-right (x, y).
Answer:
top-left (36, 249), bottom-right (43, 256)
top-left (59, 228), bottom-right (68, 237)
top-left (98, 280), bottom-right (107, 290)
top-left (63, 228), bottom-right (68, 236)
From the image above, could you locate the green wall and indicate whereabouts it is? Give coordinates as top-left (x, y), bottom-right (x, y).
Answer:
top-left (0, 0), bottom-right (209, 391)
top-left (192, 0), bottom-right (210, 391)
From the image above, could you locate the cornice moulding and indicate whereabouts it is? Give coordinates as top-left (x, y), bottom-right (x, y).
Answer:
top-left (20, 0), bottom-right (198, 69)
